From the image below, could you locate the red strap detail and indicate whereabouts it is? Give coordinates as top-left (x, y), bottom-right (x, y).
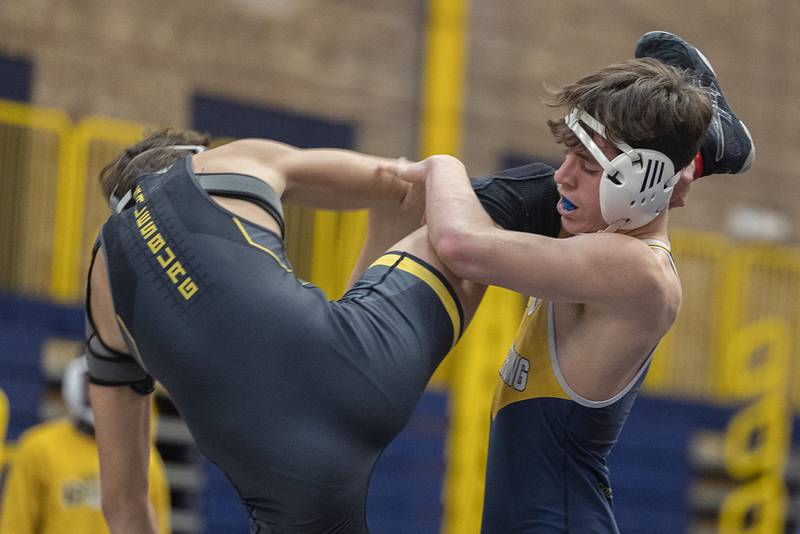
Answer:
top-left (693, 152), bottom-right (704, 180)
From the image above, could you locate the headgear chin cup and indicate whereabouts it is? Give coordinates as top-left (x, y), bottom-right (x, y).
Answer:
top-left (108, 144), bottom-right (208, 213)
top-left (564, 107), bottom-right (679, 231)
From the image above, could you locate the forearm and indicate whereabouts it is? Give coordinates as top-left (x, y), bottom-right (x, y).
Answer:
top-left (424, 156), bottom-right (496, 261)
top-left (91, 384), bottom-right (156, 534)
top-left (103, 497), bottom-right (158, 534)
top-left (280, 149), bottom-right (410, 210)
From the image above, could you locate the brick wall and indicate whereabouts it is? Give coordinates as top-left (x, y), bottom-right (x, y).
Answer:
top-left (0, 0), bottom-right (796, 239)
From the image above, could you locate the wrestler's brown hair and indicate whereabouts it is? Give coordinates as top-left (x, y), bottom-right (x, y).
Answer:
top-left (99, 128), bottom-right (211, 200)
top-left (546, 58), bottom-right (712, 170)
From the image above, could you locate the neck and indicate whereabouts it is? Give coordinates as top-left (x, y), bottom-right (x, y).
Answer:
top-left (618, 210), bottom-right (670, 242)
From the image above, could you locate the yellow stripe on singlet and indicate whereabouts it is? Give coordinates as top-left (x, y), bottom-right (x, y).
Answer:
top-left (371, 253), bottom-right (462, 347)
top-left (232, 217), bottom-right (292, 272)
top-left (648, 243), bottom-right (670, 254)
top-left (643, 240), bottom-right (678, 276)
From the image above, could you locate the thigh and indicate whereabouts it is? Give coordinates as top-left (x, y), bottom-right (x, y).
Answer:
top-left (390, 226), bottom-right (486, 327)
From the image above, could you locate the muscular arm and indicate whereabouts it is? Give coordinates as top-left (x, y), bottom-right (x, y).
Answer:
top-left (419, 156), bottom-right (661, 308)
top-left (90, 384), bottom-right (157, 534)
top-left (278, 149), bottom-right (410, 209)
top-left (196, 139), bottom-right (410, 210)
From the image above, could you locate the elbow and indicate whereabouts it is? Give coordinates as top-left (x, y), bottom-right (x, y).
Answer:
top-left (433, 226), bottom-right (487, 281)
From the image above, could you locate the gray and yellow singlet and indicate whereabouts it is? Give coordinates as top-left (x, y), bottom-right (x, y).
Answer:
top-left (90, 157), bottom-right (462, 533)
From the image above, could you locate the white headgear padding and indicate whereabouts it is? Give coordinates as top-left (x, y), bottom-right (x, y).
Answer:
top-left (565, 107), bottom-right (679, 231)
top-left (62, 356), bottom-right (95, 428)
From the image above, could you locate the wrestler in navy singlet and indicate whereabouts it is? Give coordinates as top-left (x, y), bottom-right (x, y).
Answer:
top-left (482, 243), bottom-right (677, 534)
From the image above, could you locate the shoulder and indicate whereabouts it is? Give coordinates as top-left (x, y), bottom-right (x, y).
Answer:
top-left (580, 233), bottom-right (681, 326)
top-left (198, 139), bottom-right (294, 167)
top-left (192, 139), bottom-right (291, 192)
top-left (565, 232), bottom-right (653, 271)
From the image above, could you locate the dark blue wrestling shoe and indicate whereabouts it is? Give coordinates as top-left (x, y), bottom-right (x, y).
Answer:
top-left (635, 31), bottom-right (755, 176)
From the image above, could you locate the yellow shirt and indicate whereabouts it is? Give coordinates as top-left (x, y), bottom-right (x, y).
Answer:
top-left (0, 418), bottom-right (170, 534)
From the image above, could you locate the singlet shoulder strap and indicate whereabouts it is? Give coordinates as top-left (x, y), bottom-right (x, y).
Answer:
top-left (196, 173), bottom-right (285, 237)
top-left (639, 238), bottom-right (677, 276)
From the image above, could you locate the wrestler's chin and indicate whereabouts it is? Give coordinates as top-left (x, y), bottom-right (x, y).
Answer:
top-left (560, 217), bottom-right (580, 235)
top-left (558, 209), bottom-right (581, 234)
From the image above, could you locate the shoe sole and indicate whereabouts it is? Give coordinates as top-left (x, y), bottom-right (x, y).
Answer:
top-left (637, 30), bottom-right (756, 173)
top-left (637, 30), bottom-right (717, 76)
top-left (738, 119), bottom-right (755, 173)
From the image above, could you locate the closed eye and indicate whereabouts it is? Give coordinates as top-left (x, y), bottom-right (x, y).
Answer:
top-left (581, 161), bottom-right (602, 175)
top-left (573, 151), bottom-right (602, 176)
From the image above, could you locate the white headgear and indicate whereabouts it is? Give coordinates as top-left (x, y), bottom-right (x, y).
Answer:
top-left (565, 107), bottom-right (679, 231)
top-left (62, 356), bottom-right (94, 427)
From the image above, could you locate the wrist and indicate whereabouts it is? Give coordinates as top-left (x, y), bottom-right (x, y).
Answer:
top-left (425, 156), bottom-right (466, 191)
top-left (427, 154), bottom-right (465, 173)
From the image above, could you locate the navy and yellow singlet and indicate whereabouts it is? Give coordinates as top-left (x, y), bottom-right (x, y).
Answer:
top-left (482, 243), bottom-right (676, 534)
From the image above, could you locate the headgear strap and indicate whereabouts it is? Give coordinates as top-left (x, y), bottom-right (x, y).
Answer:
top-left (108, 144), bottom-right (208, 212)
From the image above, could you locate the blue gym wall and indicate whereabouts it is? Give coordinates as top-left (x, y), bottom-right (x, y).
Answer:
top-left (0, 53), bottom-right (32, 102)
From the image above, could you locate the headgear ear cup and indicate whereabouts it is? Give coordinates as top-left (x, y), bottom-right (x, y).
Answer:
top-left (565, 107), bottom-right (678, 231)
top-left (599, 148), bottom-right (677, 230)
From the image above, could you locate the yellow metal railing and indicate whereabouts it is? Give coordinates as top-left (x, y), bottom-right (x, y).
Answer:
top-left (310, 209), bottom-right (369, 298)
top-left (51, 117), bottom-right (145, 302)
top-left (0, 99), bottom-right (70, 297)
top-left (644, 230), bottom-right (730, 397)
